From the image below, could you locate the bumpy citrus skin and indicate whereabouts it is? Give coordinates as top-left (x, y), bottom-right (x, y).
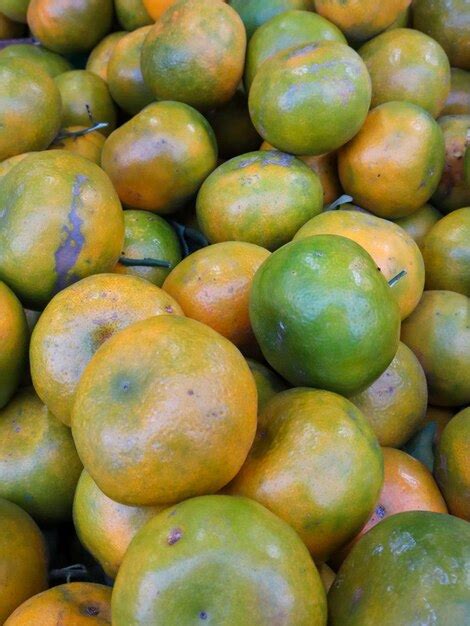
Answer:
top-left (422, 207), bottom-right (470, 296)
top-left (393, 204), bottom-right (442, 250)
top-left (55, 70), bottom-right (117, 137)
top-left (442, 68), bottom-right (470, 115)
top-left (249, 41), bottom-right (371, 156)
top-left (328, 511), bottom-right (470, 626)
top-left (0, 282), bottom-right (28, 409)
top-left (359, 28), bottom-right (450, 118)
top-left (101, 101), bottom-right (217, 214)
top-left (86, 32), bottom-right (127, 83)
top-left (431, 116), bottom-right (470, 213)
top-left (339, 101), bottom-right (445, 218)
top-left (315, 0), bottom-right (411, 43)
top-left (117, 0), bottom-right (152, 30)
top-left (246, 358), bottom-right (287, 414)
top-left (435, 407), bottom-right (470, 521)
top-left (0, 58), bottom-right (62, 162)
top-left (141, 0), bottom-right (246, 111)
top-left (349, 343), bottom-right (427, 447)
top-left (0, 151), bottom-right (124, 310)
top-left (0, 498), bottom-right (48, 624)
top-left (73, 470), bottom-right (164, 579)
top-left (229, 0), bottom-right (314, 38)
top-left (250, 235), bottom-right (401, 396)
top-left (228, 389), bottom-right (383, 561)
top-left (413, 0), bottom-right (470, 71)
top-left (0, 388), bottom-right (82, 522)
top-left (294, 210), bottom-right (425, 320)
top-left (5, 583), bottom-right (112, 626)
top-left (0, 43), bottom-right (72, 77)
top-left (244, 10), bottom-right (346, 90)
top-left (112, 495), bottom-right (327, 626)
top-left (0, 0), bottom-right (29, 22)
top-left (108, 27), bottom-right (154, 116)
top-left (196, 151), bottom-right (323, 250)
top-left (401, 290), bottom-right (470, 407)
top-left (27, 0), bottom-right (114, 54)
top-left (72, 316), bottom-right (258, 506)
top-left (30, 273), bottom-right (182, 426)
top-left (163, 242), bottom-right (269, 351)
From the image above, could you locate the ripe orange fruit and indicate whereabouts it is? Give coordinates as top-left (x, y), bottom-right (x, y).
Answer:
top-left (442, 68), bottom-right (470, 115)
top-left (73, 470), bottom-right (164, 579)
top-left (101, 101), bottom-right (217, 214)
top-left (339, 101), bottom-right (445, 218)
top-left (27, 0), bottom-right (113, 54)
top-left (163, 242), bottom-right (269, 352)
top-left (141, 0), bottom-right (246, 110)
top-left (249, 41), bottom-right (371, 156)
top-left (112, 495), bottom-right (327, 625)
top-left (116, 0), bottom-right (152, 30)
top-left (30, 273), bottom-right (182, 426)
top-left (196, 151), bottom-right (323, 250)
top-left (0, 58), bottom-right (62, 162)
top-left (72, 316), bottom-right (257, 506)
top-left (0, 281), bottom-right (28, 409)
top-left (228, 388), bottom-right (383, 561)
top-left (50, 125), bottom-right (106, 165)
top-left (86, 32), bottom-right (126, 83)
top-left (0, 498), bottom-right (48, 624)
top-left (393, 204), bottom-right (442, 250)
top-left (294, 209), bottom-right (425, 320)
top-left (142, 0), bottom-right (175, 19)
top-left (5, 583), bottom-right (112, 625)
top-left (0, 151), bottom-right (124, 309)
top-left (246, 358), bottom-right (287, 413)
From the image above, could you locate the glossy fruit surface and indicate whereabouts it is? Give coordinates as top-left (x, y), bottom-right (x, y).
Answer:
top-left (0, 43), bottom-right (72, 77)
top-left (86, 32), bottom-right (126, 83)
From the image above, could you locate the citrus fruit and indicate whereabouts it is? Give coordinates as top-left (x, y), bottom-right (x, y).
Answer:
top-left (0, 282), bottom-right (28, 409)
top-left (86, 32), bottom-right (126, 83)
top-left (401, 290), bottom-right (470, 406)
top-left (314, 0), bottom-right (411, 43)
top-left (114, 211), bottom-right (182, 287)
top-left (423, 405), bottom-right (455, 444)
top-left (319, 564), bottom-right (336, 593)
top-left (328, 511), bottom-right (470, 625)
top-left (0, 498), bottom-right (47, 624)
top-left (55, 70), bottom-right (117, 137)
top-left (0, 10), bottom-right (24, 36)
top-left (0, 151), bottom-right (124, 310)
top-left (5, 583), bottom-right (112, 625)
top-left (101, 101), bottom-right (217, 214)
top-left (107, 26), bottom-right (154, 115)
top-left (435, 407), bottom-right (470, 521)
top-left (73, 470), bottom-right (164, 579)
top-left (245, 358), bottom-right (287, 414)
top-left (413, 0), bottom-right (470, 71)
top-left (49, 125), bottom-right (106, 165)
top-left (359, 28), bottom-right (450, 118)
top-left (393, 204), bottom-right (442, 250)
top-left (260, 141), bottom-right (342, 206)
top-left (0, 152), bottom-right (32, 182)
top-left (196, 151), bottom-right (323, 250)
top-left (0, 58), bottom-right (62, 162)
top-left (244, 9), bottom-right (346, 90)
top-left (30, 273), bottom-right (182, 426)
top-left (249, 41), bottom-right (371, 156)
top-left (385, 6), bottom-right (410, 30)
top-left (228, 0), bottom-right (314, 39)
top-left (112, 495), bottom-right (327, 626)
top-left (338, 101), bottom-right (445, 218)
top-left (294, 209), bottom-right (425, 320)
top-left (442, 68), bottom-right (470, 115)
top-left (205, 91), bottom-right (261, 159)
top-left (349, 342), bottom-right (427, 447)
top-left (431, 115), bottom-right (470, 213)
top-left (142, 0), bottom-right (176, 19)
top-left (163, 241), bottom-right (269, 351)
top-left (141, 0), bottom-right (246, 111)
top-left (116, 0), bottom-right (152, 30)
top-left (228, 388), bottom-right (383, 561)
top-left (0, 0), bottom-right (29, 22)
top-left (250, 235), bottom-right (401, 396)
top-left (0, 43), bottom-right (72, 77)
top-left (422, 207), bottom-right (470, 295)
top-left (27, 0), bottom-right (113, 54)
top-left (0, 388), bottom-right (82, 522)
top-left (72, 315), bottom-right (257, 505)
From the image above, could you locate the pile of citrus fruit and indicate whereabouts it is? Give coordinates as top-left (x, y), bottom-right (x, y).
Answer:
top-left (0, 0), bottom-right (469, 624)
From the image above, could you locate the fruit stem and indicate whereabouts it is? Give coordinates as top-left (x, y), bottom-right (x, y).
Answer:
top-left (119, 256), bottom-right (171, 268)
top-left (388, 270), bottom-right (407, 287)
top-left (53, 122), bottom-right (109, 143)
top-left (325, 194), bottom-right (354, 211)
top-left (170, 221), bottom-right (209, 257)
top-left (49, 564), bottom-right (89, 584)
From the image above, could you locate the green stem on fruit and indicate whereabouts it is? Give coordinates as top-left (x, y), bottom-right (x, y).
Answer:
top-left (119, 256), bottom-right (171, 268)
top-left (325, 194), bottom-right (353, 211)
top-left (53, 122), bottom-right (109, 143)
top-left (388, 270), bottom-right (407, 287)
